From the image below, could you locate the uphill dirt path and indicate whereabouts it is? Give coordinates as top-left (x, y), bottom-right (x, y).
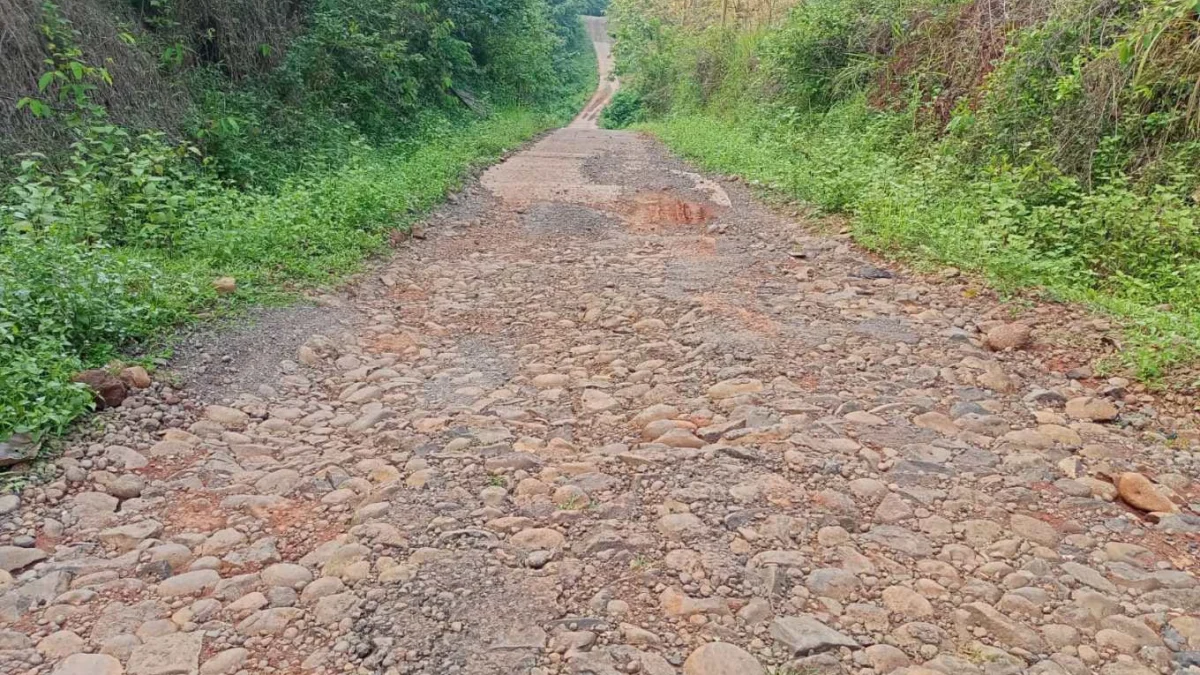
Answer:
top-left (4, 16), bottom-right (1200, 675)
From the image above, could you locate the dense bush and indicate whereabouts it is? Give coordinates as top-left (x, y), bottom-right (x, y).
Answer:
top-left (0, 0), bottom-right (596, 441)
top-left (599, 89), bottom-right (645, 127)
top-left (610, 0), bottom-right (1200, 383)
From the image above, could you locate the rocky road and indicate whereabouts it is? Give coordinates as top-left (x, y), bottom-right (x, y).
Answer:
top-left (4, 16), bottom-right (1200, 675)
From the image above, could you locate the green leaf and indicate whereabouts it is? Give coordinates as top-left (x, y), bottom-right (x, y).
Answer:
top-left (37, 72), bottom-right (54, 92)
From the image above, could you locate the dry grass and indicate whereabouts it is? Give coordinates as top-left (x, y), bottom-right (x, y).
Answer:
top-left (0, 0), bottom-right (302, 158)
top-left (870, 0), bottom-right (1051, 126)
top-left (0, 0), bottom-right (185, 155)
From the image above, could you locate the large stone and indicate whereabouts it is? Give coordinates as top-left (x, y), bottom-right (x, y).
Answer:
top-left (1116, 472), bottom-right (1177, 513)
top-left (72, 369), bottom-right (127, 408)
top-left (314, 592), bottom-right (359, 624)
top-left (957, 602), bottom-right (1047, 653)
top-left (1065, 396), bottom-right (1118, 422)
top-left (682, 642), bottom-right (765, 675)
top-left (157, 569), bottom-right (220, 597)
top-left (204, 405), bottom-right (249, 430)
top-left (236, 607), bottom-right (304, 635)
top-left (0, 433), bottom-right (38, 468)
top-left (37, 630), bottom-right (85, 659)
top-left (127, 632), bottom-right (203, 675)
top-left (120, 365), bottom-right (152, 388)
top-left (581, 389), bottom-right (619, 412)
top-left (983, 323), bottom-right (1032, 351)
top-left (200, 648), bottom-right (248, 675)
top-left (656, 513), bottom-right (706, 540)
top-left (511, 528), bottom-right (565, 550)
top-left (261, 563), bottom-right (312, 588)
top-left (0, 545), bottom-right (46, 572)
top-left (1010, 513), bottom-right (1060, 548)
top-left (708, 378), bottom-right (763, 400)
top-left (52, 654), bottom-right (123, 675)
top-left (255, 469), bottom-right (301, 496)
top-left (860, 525), bottom-right (933, 557)
top-left (99, 520), bottom-right (163, 552)
top-left (770, 615), bottom-right (860, 656)
top-left (0, 570), bottom-right (71, 622)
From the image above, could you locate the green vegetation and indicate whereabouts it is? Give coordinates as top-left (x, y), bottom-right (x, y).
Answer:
top-left (608, 0), bottom-right (1200, 386)
top-left (1, 0), bottom-right (596, 441)
top-left (599, 89), bottom-right (645, 128)
top-left (580, 0), bottom-right (611, 14)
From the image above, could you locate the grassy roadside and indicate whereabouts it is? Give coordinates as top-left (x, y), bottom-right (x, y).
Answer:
top-left (0, 41), bottom-right (597, 443)
top-left (643, 108), bottom-right (1200, 386)
top-left (605, 0), bottom-right (1200, 394)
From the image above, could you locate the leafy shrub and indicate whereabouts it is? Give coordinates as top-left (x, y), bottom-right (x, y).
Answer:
top-left (0, 235), bottom-right (184, 435)
top-left (600, 89), bottom-right (645, 127)
top-left (6, 125), bottom-right (223, 248)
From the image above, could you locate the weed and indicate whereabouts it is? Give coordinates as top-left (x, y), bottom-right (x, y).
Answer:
top-left (630, 554), bottom-right (654, 570)
top-left (557, 495), bottom-right (590, 510)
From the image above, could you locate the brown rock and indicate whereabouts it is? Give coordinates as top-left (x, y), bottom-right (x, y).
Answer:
top-left (1065, 396), bottom-right (1118, 422)
top-left (51, 654), bottom-right (123, 675)
top-left (213, 276), bottom-right (237, 294)
top-left (682, 642), bottom-right (765, 675)
top-left (984, 323), bottom-right (1033, 351)
top-left (1116, 472), bottom-right (1177, 513)
top-left (119, 366), bottom-right (152, 389)
top-left (72, 369), bottom-right (127, 409)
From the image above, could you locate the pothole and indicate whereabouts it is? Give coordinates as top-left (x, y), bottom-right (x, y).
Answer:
top-left (627, 191), bottom-right (716, 231)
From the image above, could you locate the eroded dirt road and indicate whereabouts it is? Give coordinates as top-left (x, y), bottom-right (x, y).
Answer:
top-left (4, 17), bottom-right (1200, 675)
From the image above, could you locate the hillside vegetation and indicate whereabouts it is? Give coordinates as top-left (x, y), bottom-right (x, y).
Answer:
top-left (0, 0), bottom-right (596, 443)
top-left (606, 0), bottom-right (1200, 388)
